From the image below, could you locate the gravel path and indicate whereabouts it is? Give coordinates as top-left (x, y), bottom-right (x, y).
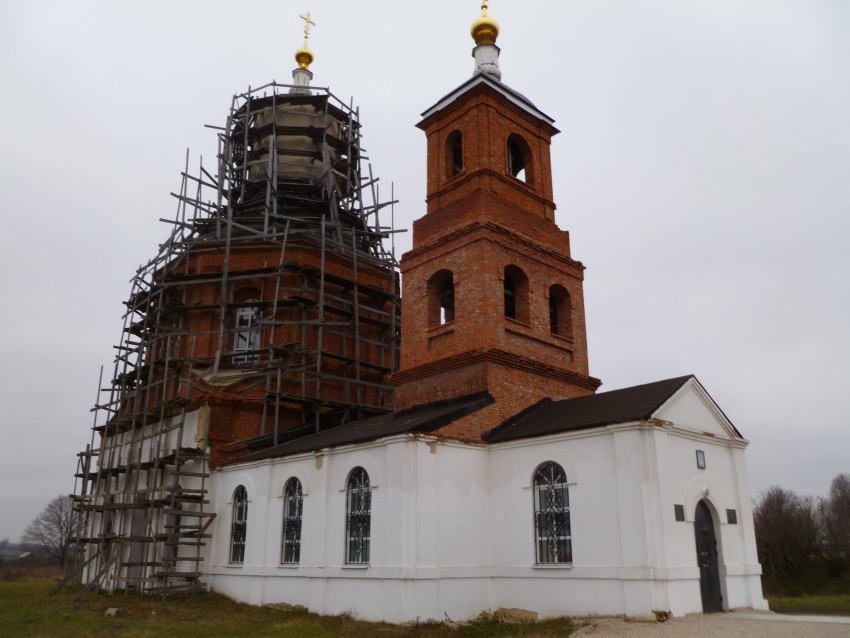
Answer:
top-left (573, 612), bottom-right (850, 637)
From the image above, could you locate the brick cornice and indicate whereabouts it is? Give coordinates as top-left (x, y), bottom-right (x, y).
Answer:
top-left (402, 220), bottom-right (584, 273)
top-left (389, 348), bottom-right (601, 391)
top-left (426, 167), bottom-right (556, 210)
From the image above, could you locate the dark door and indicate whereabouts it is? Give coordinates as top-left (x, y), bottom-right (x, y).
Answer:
top-left (694, 500), bottom-right (723, 612)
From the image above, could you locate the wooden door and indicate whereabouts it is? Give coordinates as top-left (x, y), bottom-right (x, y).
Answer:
top-left (694, 500), bottom-right (723, 612)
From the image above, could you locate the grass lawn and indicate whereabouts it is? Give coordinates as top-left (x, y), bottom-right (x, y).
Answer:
top-left (0, 579), bottom-right (581, 638)
top-left (767, 593), bottom-right (850, 616)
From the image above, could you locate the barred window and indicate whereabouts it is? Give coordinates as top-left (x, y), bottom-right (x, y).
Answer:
top-left (229, 485), bottom-right (248, 564)
top-left (533, 462), bottom-right (572, 564)
top-left (345, 467), bottom-right (371, 564)
top-left (281, 478), bottom-right (303, 564)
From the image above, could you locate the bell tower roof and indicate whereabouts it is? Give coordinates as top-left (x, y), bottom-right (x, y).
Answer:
top-left (420, 72), bottom-right (555, 128)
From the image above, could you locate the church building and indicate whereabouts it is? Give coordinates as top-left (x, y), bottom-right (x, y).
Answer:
top-left (70, 4), bottom-right (767, 622)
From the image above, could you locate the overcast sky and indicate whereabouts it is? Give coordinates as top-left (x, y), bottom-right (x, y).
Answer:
top-left (1, 0), bottom-right (848, 543)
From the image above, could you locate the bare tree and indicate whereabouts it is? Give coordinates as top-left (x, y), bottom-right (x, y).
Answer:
top-left (753, 486), bottom-right (820, 583)
top-left (21, 495), bottom-right (78, 568)
top-left (822, 473), bottom-right (850, 576)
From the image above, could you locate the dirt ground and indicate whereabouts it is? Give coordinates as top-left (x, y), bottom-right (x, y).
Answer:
top-left (573, 612), bottom-right (850, 638)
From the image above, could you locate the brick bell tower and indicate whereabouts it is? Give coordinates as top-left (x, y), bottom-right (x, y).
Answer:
top-left (391, 2), bottom-right (601, 439)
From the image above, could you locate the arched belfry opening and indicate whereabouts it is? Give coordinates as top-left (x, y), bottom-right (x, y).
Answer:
top-left (446, 130), bottom-right (463, 178)
top-left (549, 284), bottom-right (572, 338)
top-left (503, 265), bottom-right (529, 323)
top-left (507, 134), bottom-right (533, 185)
top-left (428, 269), bottom-right (455, 326)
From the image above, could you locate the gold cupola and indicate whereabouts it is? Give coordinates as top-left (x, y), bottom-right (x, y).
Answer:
top-left (295, 12), bottom-right (316, 69)
top-left (471, 0), bottom-right (499, 46)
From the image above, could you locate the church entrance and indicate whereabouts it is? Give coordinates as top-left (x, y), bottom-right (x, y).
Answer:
top-left (694, 500), bottom-right (723, 612)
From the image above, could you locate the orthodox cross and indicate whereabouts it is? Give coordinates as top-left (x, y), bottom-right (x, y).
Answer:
top-left (481, 0), bottom-right (490, 16)
top-left (300, 12), bottom-right (317, 41)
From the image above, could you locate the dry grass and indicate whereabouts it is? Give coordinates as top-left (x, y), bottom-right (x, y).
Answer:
top-left (0, 561), bottom-right (62, 582)
top-left (0, 577), bottom-right (580, 638)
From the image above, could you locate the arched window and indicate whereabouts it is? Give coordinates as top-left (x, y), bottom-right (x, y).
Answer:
top-left (233, 299), bottom-right (260, 364)
top-left (548, 284), bottom-right (572, 337)
top-left (507, 134), bottom-right (534, 185)
top-left (446, 130), bottom-right (463, 177)
top-left (504, 265), bottom-right (529, 323)
top-left (229, 485), bottom-right (248, 564)
top-left (533, 462), bottom-right (572, 564)
top-left (345, 467), bottom-right (371, 564)
top-left (280, 478), bottom-right (303, 564)
top-left (428, 269), bottom-right (455, 327)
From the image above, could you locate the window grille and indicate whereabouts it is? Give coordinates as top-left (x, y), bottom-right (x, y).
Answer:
top-left (533, 462), bottom-right (572, 564)
top-left (281, 478), bottom-right (303, 564)
top-left (230, 485), bottom-right (248, 564)
top-left (345, 467), bottom-right (371, 564)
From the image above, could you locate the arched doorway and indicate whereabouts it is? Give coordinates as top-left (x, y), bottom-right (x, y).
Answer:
top-left (694, 500), bottom-right (723, 612)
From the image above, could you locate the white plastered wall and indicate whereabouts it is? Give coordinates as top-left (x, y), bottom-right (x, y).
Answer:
top-left (204, 383), bottom-right (766, 621)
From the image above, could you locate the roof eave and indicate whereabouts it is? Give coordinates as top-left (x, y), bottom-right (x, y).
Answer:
top-left (419, 74), bottom-right (555, 126)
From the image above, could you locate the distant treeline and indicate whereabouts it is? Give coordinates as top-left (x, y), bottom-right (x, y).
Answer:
top-left (753, 473), bottom-right (850, 595)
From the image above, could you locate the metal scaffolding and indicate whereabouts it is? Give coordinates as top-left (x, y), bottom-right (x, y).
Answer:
top-left (66, 81), bottom-right (400, 597)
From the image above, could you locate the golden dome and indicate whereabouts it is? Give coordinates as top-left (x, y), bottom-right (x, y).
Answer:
top-left (471, 1), bottom-right (499, 46)
top-left (295, 46), bottom-right (314, 70)
top-left (295, 12), bottom-right (316, 69)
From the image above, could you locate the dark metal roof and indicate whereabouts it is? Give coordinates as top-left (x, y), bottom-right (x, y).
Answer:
top-left (419, 73), bottom-right (555, 125)
top-left (483, 376), bottom-right (697, 443)
top-left (230, 375), bottom-right (741, 464)
top-left (233, 392), bottom-right (494, 463)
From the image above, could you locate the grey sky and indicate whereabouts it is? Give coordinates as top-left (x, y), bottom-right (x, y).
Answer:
top-left (1, 0), bottom-right (848, 543)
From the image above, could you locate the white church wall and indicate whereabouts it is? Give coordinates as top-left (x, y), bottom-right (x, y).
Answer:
top-left (651, 416), bottom-right (767, 613)
top-left (488, 433), bottom-right (623, 570)
top-left (432, 442), bottom-right (491, 568)
top-left (204, 405), bottom-right (766, 621)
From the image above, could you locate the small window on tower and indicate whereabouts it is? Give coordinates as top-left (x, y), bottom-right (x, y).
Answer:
top-left (504, 265), bottom-right (529, 323)
top-left (507, 134), bottom-right (534, 185)
top-left (549, 284), bottom-right (572, 338)
top-left (446, 130), bottom-right (463, 177)
top-left (428, 269), bottom-right (455, 327)
top-left (233, 299), bottom-right (261, 364)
